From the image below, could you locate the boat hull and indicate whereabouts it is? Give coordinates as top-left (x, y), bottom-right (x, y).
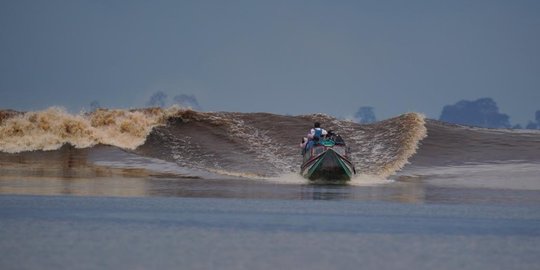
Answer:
top-left (301, 148), bottom-right (355, 181)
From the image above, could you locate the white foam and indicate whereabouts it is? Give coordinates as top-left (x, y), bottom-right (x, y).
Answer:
top-left (0, 107), bottom-right (182, 153)
top-left (401, 162), bottom-right (540, 190)
top-left (263, 172), bottom-right (392, 186)
top-left (349, 174), bottom-right (393, 186)
top-left (264, 173), bottom-right (309, 184)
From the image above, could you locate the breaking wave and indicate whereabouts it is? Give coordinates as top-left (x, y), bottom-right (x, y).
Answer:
top-left (0, 107), bottom-right (175, 153)
top-left (0, 107), bottom-right (427, 178)
top-left (134, 110), bottom-right (427, 178)
top-left (3, 106), bottom-right (540, 182)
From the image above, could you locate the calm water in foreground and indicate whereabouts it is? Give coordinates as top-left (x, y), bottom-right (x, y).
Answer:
top-left (1, 187), bottom-right (540, 270)
top-left (1, 147), bottom-right (540, 269)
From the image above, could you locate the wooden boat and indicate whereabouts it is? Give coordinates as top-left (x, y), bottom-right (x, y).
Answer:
top-left (300, 139), bottom-right (355, 182)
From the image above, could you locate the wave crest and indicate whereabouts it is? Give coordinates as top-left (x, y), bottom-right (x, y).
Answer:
top-left (0, 107), bottom-right (181, 153)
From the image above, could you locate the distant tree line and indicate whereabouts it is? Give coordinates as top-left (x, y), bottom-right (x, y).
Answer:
top-left (90, 94), bottom-right (537, 130)
top-left (524, 110), bottom-right (540, 129)
top-left (89, 91), bottom-right (202, 112)
top-left (439, 98), bottom-right (539, 129)
top-left (353, 98), bottom-right (539, 129)
top-left (439, 98), bottom-right (511, 128)
top-left (146, 91), bottom-right (202, 110)
top-left (353, 106), bottom-right (377, 124)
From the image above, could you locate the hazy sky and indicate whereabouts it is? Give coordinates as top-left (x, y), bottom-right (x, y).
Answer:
top-left (1, 0), bottom-right (539, 124)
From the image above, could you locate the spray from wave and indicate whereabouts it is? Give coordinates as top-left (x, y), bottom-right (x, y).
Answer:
top-left (0, 107), bottom-right (179, 153)
top-left (0, 107), bottom-right (428, 178)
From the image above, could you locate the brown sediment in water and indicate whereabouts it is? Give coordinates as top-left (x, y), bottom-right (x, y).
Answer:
top-left (0, 107), bottom-right (189, 153)
top-left (0, 109), bottom-right (23, 125)
top-left (0, 107), bottom-right (429, 178)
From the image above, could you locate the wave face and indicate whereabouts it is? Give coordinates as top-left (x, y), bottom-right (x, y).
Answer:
top-left (4, 107), bottom-right (539, 180)
top-left (399, 120), bottom-right (540, 190)
top-left (409, 120), bottom-right (540, 167)
top-left (0, 108), bottom-right (427, 177)
top-left (135, 111), bottom-right (427, 177)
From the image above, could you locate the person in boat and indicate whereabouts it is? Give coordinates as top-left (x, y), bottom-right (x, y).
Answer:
top-left (300, 137), bottom-right (308, 155)
top-left (326, 130), bottom-right (346, 145)
top-left (302, 122), bottom-right (328, 154)
top-left (309, 122), bottom-right (327, 140)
